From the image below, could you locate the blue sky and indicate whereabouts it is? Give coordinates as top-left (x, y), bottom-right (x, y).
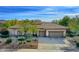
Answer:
top-left (0, 6), bottom-right (79, 21)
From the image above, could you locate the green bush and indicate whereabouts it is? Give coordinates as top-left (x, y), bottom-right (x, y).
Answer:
top-left (66, 31), bottom-right (75, 37)
top-left (1, 35), bottom-right (9, 38)
top-left (18, 38), bottom-right (25, 41)
top-left (19, 42), bottom-right (22, 45)
top-left (1, 30), bottom-right (9, 35)
top-left (27, 40), bottom-right (31, 42)
top-left (23, 42), bottom-right (26, 44)
top-left (76, 43), bottom-right (79, 47)
top-left (0, 30), bottom-right (9, 38)
top-left (5, 39), bottom-right (12, 44)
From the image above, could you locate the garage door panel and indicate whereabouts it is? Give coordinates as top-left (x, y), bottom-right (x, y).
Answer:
top-left (48, 31), bottom-right (64, 38)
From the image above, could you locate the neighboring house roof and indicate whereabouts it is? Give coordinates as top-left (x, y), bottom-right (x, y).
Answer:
top-left (9, 22), bottom-right (66, 30)
top-left (9, 25), bottom-right (20, 29)
top-left (0, 20), bottom-right (5, 31)
top-left (0, 20), bottom-right (5, 24)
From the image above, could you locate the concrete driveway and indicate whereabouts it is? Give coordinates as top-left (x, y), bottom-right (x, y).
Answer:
top-left (37, 37), bottom-right (65, 50)
top-left (38, 37), bottom-right (65, 44)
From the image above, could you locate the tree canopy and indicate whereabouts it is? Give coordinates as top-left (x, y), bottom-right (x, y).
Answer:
top-left (52, 15), bottom-right (79, 36)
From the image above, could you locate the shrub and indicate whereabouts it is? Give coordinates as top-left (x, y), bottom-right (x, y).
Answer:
top-left (18, 38), bottom-right (25, 41)
top-left (76, 43), bottom-right (79, 47)
top-left (27, 40), bottom-right (31, 42)
top-left (0, 30), bottom-right (9, 38)
top-left (5, 39), bottom-right (12, 44)
top-left (19, 42), bottom-right (22, 45)
top-left (67, 32), bottom-right (75, 37)
top-left (18, 41), bottom-right (26, 45)
top-left (23, 42), bottom-right (26, 44)
top-left (1, 30), bottom-right (9, 35)
top-left (1, 35), bottom-right (9, 38)
top-left (0, 41), bottom-right (2, 43)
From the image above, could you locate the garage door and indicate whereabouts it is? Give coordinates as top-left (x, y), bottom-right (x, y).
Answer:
top-left (39, 31), bottom-right (45, 37)
top-left (48, 31), bottom-right (64, 38)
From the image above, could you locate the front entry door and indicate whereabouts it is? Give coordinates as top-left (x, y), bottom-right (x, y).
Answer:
top-left (39, 31), bottom-right (45, 37)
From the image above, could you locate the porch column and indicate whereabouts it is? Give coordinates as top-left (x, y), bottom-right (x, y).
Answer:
top-left (37, 31), bottom-right (39, 36)
top-left (63, 30), bottom-right (66, 37)
top-left (46, 30), bottom-right (48, 36)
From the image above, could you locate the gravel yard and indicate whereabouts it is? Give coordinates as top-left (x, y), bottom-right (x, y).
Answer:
top-left (0, 37), bottom-right (78, 52)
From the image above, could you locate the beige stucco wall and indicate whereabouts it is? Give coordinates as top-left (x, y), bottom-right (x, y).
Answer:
top-left (8, 29), bottom-right (18, 35)
top-left (8, 28), bottom-right (66, 37)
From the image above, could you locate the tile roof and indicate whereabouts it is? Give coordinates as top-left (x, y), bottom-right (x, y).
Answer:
top-left (36, 22), bottom-right (66, 29)
top-left (9, 22), bottom-right (66, 29)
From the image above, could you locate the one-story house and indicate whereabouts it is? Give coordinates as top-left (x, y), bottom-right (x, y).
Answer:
top-left (8, 22), bottom-right (66, 38)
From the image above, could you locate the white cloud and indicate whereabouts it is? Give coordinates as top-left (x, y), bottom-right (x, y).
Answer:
top-left (63, 13), bottom-right (79, 16)
top-left (43, 8), bottom-right (54, 11)
top-left (73, 9), bottom-right (79, 12)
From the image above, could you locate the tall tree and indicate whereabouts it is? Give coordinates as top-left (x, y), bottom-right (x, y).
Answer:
top-left (68, 17), bottom-right (79, 33)
top-left (58, 16), bottom-right (71, 26)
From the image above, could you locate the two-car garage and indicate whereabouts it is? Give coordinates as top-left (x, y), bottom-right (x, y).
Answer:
top-left (37, 22), bottom-right (66, 38)
top-left (38, 30), bottom-right (65, 38)
top-left (48, 31), bottom-right (64, 38)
